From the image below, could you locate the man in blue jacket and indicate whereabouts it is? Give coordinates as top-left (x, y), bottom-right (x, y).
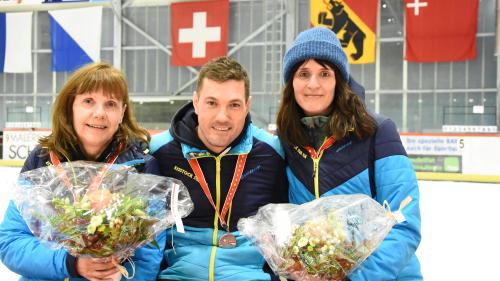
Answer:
top-left (151, 56), bottom-right (288, 281)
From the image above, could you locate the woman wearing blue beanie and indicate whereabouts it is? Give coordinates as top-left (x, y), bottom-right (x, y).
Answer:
top-left (276, 27), bottom-right (422, 281)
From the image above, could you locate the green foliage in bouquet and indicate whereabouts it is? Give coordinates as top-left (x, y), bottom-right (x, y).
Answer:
top-left (280, 212), bottom-right (370, 280)
top-left (49, 191), bottom-right (159, 257)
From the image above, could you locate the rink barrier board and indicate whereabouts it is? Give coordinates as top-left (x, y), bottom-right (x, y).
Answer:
top-left (416, 172), bottom-right (500, 183)
top-left (0, 160), bottom-right (23, 167)
top-left (2, 160), bottom-right (499, 183)
top-left (401, 133), bottom-right (500, 183)
top-left (2, 130), bottom-right (500, 183)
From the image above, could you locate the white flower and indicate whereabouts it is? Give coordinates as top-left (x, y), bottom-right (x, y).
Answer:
top-left (87, 224), bottom-right (97, 234)
top-left (297, 237), bottom-right (309, 248)
top-left (90, 215), bottom-right (104, 226)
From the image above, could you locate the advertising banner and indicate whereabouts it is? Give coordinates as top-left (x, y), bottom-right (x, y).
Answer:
top-left (2, 129), bottom-right (50, 160)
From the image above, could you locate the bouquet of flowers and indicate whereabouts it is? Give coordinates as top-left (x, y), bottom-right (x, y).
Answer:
top-left (238, 194), bottom-right (397, 281)
top-left (13, 161), bottom-right (193, 274)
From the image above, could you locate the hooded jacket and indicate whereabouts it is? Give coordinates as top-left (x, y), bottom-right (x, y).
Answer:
top-left (0, 140), bottom-right (164, 281)
top-left (150, 102), bottom-right (288, 281)
top-left (284, 78), bottom-right (422, 281)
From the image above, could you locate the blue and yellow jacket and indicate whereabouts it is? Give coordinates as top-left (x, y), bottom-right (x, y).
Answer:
top-left (284, 81), bottom-right (422, 280)
top-left (0, 140), bottom-right (164, 281)
top-left (150, 102), bottom-right (288, 281)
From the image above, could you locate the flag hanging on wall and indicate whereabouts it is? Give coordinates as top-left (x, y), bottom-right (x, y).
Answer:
top-left (0, 12), bottom-right (32, 73)
top-left (170, 0), bottom-right (229, 66)
top-left (310, 0), bottom-right (378, 64)
top-left (405, 0), bottom-right (479, 62)
top-left (48, 6), bottom-right (102, 72)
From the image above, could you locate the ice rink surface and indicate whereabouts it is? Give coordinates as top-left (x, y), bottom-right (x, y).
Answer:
top-left (0, 166), bottom-right (498, 280)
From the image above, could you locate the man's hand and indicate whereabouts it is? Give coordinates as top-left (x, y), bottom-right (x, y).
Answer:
top-left (76, 256), bottom-right (120, 281)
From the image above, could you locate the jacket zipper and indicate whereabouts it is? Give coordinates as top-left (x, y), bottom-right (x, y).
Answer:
top-left (306, 137), bottom-right (335, 199)
top-left (208, 155), bottom-right (222, 281)
top-left (312, 156), bottom-right (321, 199)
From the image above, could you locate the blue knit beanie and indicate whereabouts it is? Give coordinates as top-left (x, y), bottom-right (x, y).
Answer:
top-left (282, 27), bottom-right (349, 83)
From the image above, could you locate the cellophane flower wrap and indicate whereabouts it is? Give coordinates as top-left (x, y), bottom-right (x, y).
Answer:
top-left (13, 161), bottom-right (194, 260)
top-left (238, 194), bottom-right (396, 281)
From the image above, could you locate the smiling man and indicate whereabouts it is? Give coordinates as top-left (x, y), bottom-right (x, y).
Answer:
top-left (150, 56), bottom-right (288, 281)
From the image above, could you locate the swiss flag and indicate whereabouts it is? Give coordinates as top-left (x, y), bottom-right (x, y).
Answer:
top-left (170, 0), bottom-right (229, 66)
top-left (405, 0), bottom-right (479, 62)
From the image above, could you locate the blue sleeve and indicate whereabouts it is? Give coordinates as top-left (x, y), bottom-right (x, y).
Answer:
top-left (0, 201), bottom-right (69, 279)
top-left (150, 131), bottom-right (173, 154)
top-left (124, 153), bottom-right (163, 280)
top-left (123, 231), bottom-right (165, 281)
top-left (0, 150), bottom-right (70, 279)
top-left (349, 119), bottom-right (421, 281)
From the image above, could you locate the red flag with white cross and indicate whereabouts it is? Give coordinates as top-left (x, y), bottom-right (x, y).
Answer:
top-left (405, 0), bottom-right (479, 62)
top-left (170, 0), bottom-right (229, 66)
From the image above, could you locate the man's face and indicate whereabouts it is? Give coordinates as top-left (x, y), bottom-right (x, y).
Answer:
top-left (193, 78), bottom-right (250, 153)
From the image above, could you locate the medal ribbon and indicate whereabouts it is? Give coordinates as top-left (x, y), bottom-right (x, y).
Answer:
top-left (187, 154), bottom-right (248, 230)
top-left (49, 141), bottom-right (125, 198)
top-left (304, 136), bottom-right (335, 159)
top-left (304, 137), bottom-right (335, 199)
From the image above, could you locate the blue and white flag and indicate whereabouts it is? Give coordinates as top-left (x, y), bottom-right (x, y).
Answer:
top-left (48, 6), bottom-right (102, 72)
top-left (0, 12), bottom-right (32, 73)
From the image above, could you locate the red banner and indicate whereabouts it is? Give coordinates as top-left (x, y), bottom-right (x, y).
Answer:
top-left (170, 0), bottom-right (229, 66)
top-left (405, 0), bottom-right (479, 62)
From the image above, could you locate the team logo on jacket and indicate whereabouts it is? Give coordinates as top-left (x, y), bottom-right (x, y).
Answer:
top-left (293, 146), bottom-right (308, 159)
top-left (173, 165), bottom-right (198, 182)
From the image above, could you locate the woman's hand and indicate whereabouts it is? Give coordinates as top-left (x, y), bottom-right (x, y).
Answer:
top-left (76, 256), bottom-right (120, 281)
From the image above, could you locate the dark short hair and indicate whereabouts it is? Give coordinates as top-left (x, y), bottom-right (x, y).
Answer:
top-left (196, 56), bottom-right (250, 100)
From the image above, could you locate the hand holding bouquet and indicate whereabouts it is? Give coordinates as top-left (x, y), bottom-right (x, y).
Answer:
top-left (48, 188), bottom-right (159, 258)
top-left (13, 161), bottom-right (194, 278)
top-left (238, 194), bottom-right (397, 281)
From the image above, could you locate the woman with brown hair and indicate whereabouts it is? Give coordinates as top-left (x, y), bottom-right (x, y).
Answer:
top-left (276, 27), bottom-right (422, 281)
top-left (0, 62), bottom-right (163, 281)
